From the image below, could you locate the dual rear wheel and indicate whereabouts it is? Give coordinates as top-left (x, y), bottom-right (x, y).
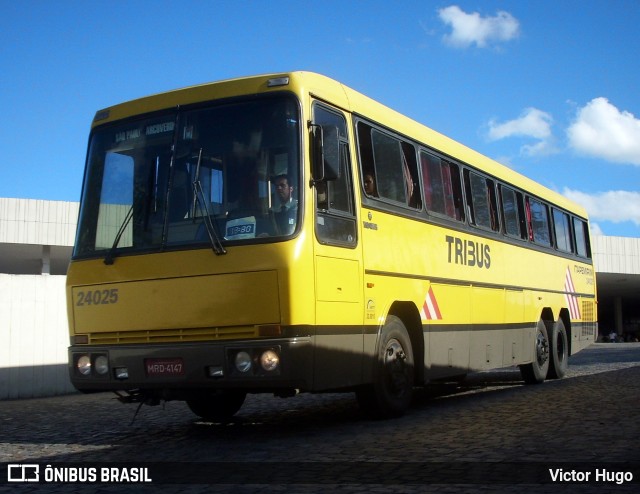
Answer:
top-left (520, 318), bottom-right (568, 384)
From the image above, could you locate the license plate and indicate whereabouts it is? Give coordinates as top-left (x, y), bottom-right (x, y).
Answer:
top-left (145, 358), bottom-right (185, 376)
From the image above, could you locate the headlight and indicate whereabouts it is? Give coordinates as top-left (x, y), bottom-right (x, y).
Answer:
top-left (94, 355), bottom-right (109, 375)
top-left (234, 351), bottom-right (253, 373)
top-left (260, 350), bottom-right (279, 372)
top-left (77, 355), bottom-right (91, 376)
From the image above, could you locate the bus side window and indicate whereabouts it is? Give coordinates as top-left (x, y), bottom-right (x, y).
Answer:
top-left (420, 152), bottom-right (464, 221)
top-left (499, 184), bottom-right (524, 238)
top-left (401, 141), bottom-right (421, 209)
top-left (421, 152), bottom-right (440, 213)
top-left (573, 217), bottom-right (591, 258)
top-left (487, 179), bottom-right (499, 231)
top-left (464, 170), bottom-right (499, 231)
top-left (447, 161), bottom-right (465, 221)
top-left (552, 208), bottom-right (573, 253)
top-left (357, 122), bottom-right (420, 209)
top-left (515, 191), bottom-right (527, 239)
top-left (527, 196), bottom-right (552, 247)
top-left (313, 104), bottom-right (357, 247)
top-left (357, 123), bottom-right (377, 198)
top-left (371, 129), bottom-right (406, 204)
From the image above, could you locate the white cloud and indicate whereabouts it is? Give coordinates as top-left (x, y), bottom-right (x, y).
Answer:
top-left (487, 108), bottom-right (557, 157)
top-left (563, 188), bottom-right (640, 226)
top-left (589, 222), bottom-right (604, 237)
top-left (567, 97), bottom-right (640, 165)
top-left (521, 140), bottom-right (557, 157)
top-left (488, 108), bottom-right (552, 140)
top-left (438, 5), bottom-right (520, 48)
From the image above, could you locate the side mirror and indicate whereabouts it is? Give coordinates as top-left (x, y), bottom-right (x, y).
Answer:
top-left (311, 124), bottom-right (340, 183)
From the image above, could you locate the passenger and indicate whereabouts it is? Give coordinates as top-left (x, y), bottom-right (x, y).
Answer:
top-left (271, 174), bottom-right (298, 235)
top-left (364, 172), bottom-right (378, 197)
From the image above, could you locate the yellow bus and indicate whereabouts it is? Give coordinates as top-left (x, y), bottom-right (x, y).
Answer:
top-left (67, 71), bottom-right (597, 419)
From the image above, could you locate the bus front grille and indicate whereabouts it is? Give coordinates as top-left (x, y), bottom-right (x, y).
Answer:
top-left (86, 326), bottom-right (259, 345)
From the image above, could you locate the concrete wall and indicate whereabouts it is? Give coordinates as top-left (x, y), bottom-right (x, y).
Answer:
top-left (0, 274), bottom-right (75, 399)
top-left (592, 235), bottom-right (640, 274)
top-left (0, 198), bottom-right (78, 245)
top-left (0, 198), bottom-right (78, 275)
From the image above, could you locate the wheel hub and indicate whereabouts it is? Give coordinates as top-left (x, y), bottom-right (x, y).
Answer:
top-left (384, 339), bottom-right (408, 393)
top-left (536, 331), bottom-right (549, 366)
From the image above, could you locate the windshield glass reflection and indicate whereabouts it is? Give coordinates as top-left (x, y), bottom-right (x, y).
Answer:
top-left (74, 95), bottom-right (300, 259)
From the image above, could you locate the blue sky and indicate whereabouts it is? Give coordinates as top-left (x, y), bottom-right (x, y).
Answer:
top-left (2, 0), bottom-right (639, 237)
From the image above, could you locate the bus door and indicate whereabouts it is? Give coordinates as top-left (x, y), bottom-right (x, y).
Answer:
top-left (310, 102), bottom-right (364, 390)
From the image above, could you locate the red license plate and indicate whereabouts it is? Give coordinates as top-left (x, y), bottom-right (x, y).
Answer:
top-left (145, 358), bottom-right (185, 376)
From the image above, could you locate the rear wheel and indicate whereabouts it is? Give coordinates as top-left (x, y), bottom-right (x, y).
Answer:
top-left (547, 319), bottom-right (568, 379)
top-left (356, 316), bottom-right (414, 418)
top-left (186, 390), bottom-right (246, 421)
top-left (519, 320), bottom-right (550, 384)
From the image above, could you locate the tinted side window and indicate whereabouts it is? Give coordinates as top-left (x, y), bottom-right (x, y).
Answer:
top-left (402, 141), bottom-right (421, 209)
top-left (527, 197), bottom-right (551, 247)
top-left (499, 185), bottom-right (523, 238)
top-left (313, 104), bottom-right (356, 247)
top-left (421, 152), bottom-right (464, 221)
top-left (573, 217), bottom-right (590, 258)
top-left (465, 170), bottom-right (499, 231)
top-left (357, 121), bottom-right (420, 209)
top-left (553, 208), bottom-right (573, 253)
top-left (371, 129), bottom-right (405, 203)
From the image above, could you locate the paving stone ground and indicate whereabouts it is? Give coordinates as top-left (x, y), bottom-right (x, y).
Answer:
top-left (1, 343), bottom-right (638, 493)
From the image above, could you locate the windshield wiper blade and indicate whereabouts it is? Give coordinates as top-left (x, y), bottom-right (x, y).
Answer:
top-left (193, 180), bottom-right (227, 255)
top-left (104, 205), bottom-right (134, 265)
top-left (192, 149), bottom-right (226, 255)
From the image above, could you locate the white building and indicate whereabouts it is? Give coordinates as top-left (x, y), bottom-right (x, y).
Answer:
top-left (1, 198), bottom-right (79, 398)
top-left (591, 236), bottom-right (640, 339)
top-left (1, 197), bottom-right (639, 399)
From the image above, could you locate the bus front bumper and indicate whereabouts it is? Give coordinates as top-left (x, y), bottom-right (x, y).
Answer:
top-left (68, 336), bottom-right (313, 395)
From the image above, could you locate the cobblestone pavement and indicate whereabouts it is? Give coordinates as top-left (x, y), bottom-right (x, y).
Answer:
top-left (1, 343), bottom-right (639, 493)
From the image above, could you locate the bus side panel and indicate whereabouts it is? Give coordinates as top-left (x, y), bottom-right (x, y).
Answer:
top-left (312, 255), bottom-right (364, 391)
top-left (426, 284), bottom-right (471, 379)
top-left (468, 286), bottom-right (504, 370)
top-left (503, 289), bottom-right (526, 365)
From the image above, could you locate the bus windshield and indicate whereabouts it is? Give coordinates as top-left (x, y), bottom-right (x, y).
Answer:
top-left (74, 95), bottom-right (301, 259)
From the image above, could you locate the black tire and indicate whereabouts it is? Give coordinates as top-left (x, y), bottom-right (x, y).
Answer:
top-left (356, 316), bottom-right (414, 418)
top-left (547, 319), bottom-right (569, 379)
top-left (519, 320), bottom-right (550, 384)
top-left (186, 390), bottom-right (246, 421)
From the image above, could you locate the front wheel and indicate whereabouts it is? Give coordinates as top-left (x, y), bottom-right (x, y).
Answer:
top-left (519, 320), bottom-right (550, 384)
top-left (356, 316), bottom-right (414, 418)
top-left (186, 390), bottom-right (246, 421)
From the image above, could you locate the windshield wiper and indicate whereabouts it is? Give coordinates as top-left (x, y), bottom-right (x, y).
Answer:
top-left (192, 149), bottom-right (226, 255)
top-left (104, 205), bottom-right (134, 265)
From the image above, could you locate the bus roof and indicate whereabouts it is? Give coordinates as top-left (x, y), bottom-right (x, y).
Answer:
top-left (91, 71), bottom-right (587, 218)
